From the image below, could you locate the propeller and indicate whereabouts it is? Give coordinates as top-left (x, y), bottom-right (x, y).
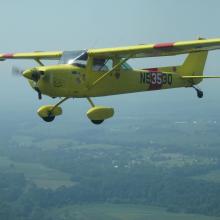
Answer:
top-left (11, 66), bottom-right (24, 77)
top-left (22, 68), bottom-right (45, 100)
top-left (12, 66), bottom-right (44, 82)
top-left (12, 67), bottom-right (45, 100)
top-left (31, 69), bottom-right (45, 100)
top-left (22, 68), bottom-right (44, 81)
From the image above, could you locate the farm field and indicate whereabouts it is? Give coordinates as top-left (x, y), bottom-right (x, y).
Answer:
top-left (0, 156), bottom-right (74, 189)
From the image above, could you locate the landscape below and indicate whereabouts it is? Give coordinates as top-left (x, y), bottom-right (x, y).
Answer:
top-left (0, 113), bottom-right (220, 220)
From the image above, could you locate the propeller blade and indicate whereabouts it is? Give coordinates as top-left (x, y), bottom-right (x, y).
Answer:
top-left (11, 66), bottom-right (24, 76)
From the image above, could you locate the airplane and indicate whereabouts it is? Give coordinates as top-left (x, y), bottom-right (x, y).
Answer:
top-left (1, 38), bottom-right (220, 124)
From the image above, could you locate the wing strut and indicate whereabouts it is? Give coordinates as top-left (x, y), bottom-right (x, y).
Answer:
top-left (87, 55), bottom-right (133, 90)
top-left (35, 59), bottom-right (44, 66)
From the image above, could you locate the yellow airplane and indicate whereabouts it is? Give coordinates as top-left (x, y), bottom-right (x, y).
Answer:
top-left (1, 38), bottom-right (220, 124)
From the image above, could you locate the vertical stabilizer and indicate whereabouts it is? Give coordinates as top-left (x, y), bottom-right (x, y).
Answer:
top-left (180, 51), bottom-right (208, 75)
top-left (178, 51), bottom-right (208, 84)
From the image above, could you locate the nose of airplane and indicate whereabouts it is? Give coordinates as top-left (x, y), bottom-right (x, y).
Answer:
top-left (22, 68), bottom-right (44, 81)
top-left (22, 69), bottom-right (32, 79)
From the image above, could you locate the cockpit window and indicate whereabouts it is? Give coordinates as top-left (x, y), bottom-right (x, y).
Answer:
top-left (92, 58), bottom-right (132, 72)
top-left (121, 62), bottom-right (132, 70)
top-left (93, 58), bottom-right (113, 71)
top-left (59, 50), bottom-right (88, 68)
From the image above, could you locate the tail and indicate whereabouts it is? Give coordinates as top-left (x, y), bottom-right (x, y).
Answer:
top-left (178, 51), bottom-right (208, 84)
top-left (144, 51), bottom-right (220, 84)
top-left (144, 51), bottom-right (208, 77)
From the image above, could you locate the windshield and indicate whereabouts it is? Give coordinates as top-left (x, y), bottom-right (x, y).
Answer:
top-left (59, 50), bottom-right (88, 67)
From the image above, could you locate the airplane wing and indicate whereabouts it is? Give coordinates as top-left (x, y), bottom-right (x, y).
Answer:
top-left (0, 51), bottom-right (63, 61)
top-left (88, 38), bottom-right (220, 58)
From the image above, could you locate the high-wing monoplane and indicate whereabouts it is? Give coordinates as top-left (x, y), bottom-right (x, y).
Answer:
top-left (1, 38), bottom-right (220, 124)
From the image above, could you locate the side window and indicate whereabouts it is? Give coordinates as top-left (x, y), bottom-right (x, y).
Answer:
top-left (121, 62), bottom-right (132, 70)
top-left (93, 58), bottom-right (113, 72)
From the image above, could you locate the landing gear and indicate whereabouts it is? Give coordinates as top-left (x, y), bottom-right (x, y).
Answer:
top-left (34, 87), bottom-right (42, 100)
top-left (197, 90), bottom-right (204, 98)
top-left (192, 86), bottom-right (203, 98)
top-left (86, 97), bottom-right (114, 125)
top-left (42, 115), bottom-right (55, 122)
top-left (87, 97), bottom-right (105, 125)
top-left (91, 120), bottom-right (104, 125)
top-left (38, 96), bottom-right (114, 124)
top-left (38, 97), bottom-right (69, 122)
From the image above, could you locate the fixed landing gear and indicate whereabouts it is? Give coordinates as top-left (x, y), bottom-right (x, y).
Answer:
top-left (42, 115), bottom-right (55, 122)
top-left (38, 97), bottom-right (69, 122)
top-left (91, 120), bottom-right (104, 125)
top-left (192, 86), bottom-right (203, 98)
top-left (34, 87), bottom-right (42, 100)
top-left (38, 97), bottom-right (114, 124)
top-left (86, 97), bottom-right (114, 125)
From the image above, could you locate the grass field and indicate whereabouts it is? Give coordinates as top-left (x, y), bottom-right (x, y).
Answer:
top-left (49, 204), bottom-right (220, 220)
top-left (0, 156), bottom-right (74, 189)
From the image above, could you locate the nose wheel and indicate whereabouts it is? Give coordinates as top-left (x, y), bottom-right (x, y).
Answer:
top-left (192, 86), bottom-right (203, 98)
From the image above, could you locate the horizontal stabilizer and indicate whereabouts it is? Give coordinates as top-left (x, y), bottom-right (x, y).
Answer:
top-left (182, 75), bottom-right (220, 79)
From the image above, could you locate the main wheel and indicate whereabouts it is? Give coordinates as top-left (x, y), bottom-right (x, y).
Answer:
top-left (42, 116), bottom-right (55, 122)
top-left (91, 120), bottom-right (104, 125)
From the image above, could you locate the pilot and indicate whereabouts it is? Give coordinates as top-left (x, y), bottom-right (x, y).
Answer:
top-left (93, 58), bottom-right (108, 71)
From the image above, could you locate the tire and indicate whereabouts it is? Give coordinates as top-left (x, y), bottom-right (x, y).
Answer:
top-left (197, 91), bottom-right (203, 98)
top-left (42, 116), bottom-right (55, 122)
top-left (91, 120), bottom-right (104, 125)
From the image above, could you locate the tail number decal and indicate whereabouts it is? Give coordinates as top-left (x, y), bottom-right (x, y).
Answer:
top-left (140, 72), bottom-right (172, 86)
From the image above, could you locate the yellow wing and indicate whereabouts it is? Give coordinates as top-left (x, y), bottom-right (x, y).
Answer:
top-left (0, 51), bottom-right (63, 61)
top-left (88, 38), bottom-right (220, 58)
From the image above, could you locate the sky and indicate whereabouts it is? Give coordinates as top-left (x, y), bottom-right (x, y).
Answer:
top-left (0, 0), bottom-right (220, 126)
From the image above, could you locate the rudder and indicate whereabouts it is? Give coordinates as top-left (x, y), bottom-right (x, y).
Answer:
top-left (179, 51), bottom-right (208, 75)
top-left (179, 51), bottom-right (208, 84)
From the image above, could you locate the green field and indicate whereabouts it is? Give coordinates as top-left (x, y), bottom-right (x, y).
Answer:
top-left (0, 156), bottom-right (74, 189)
top-left (49, 204), bottom-right (220, 220)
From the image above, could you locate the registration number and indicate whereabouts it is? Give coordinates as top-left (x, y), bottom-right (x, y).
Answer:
top-left (140, 72), bottom-right (172, 85)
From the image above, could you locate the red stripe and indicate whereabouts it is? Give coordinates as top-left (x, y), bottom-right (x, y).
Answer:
top-left (3, 53), bottom-right (14, 58)
top-left (146, 68), bottom-right (159, 72)
top-left (154, 42), bottom-right (174, 49)
top-left (149, 83), bottom-right (162, 90)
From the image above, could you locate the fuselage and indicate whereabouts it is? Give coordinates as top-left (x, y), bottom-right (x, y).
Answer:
top-left (28, 64), bottom-right (192, 98)
top-left (25, 50), bottom-right (194, 98)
